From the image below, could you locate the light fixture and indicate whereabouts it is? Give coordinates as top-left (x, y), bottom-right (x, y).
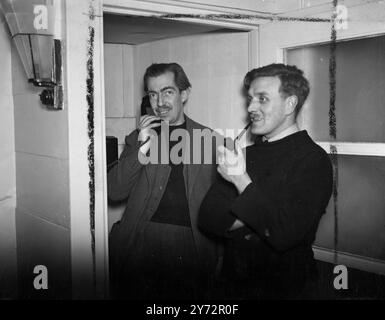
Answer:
top-left (0, 0), bottom-right (63, 110)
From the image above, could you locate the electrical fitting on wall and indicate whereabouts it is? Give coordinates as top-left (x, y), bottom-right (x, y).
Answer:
top-left (0, 0), bottom-right (63, 110)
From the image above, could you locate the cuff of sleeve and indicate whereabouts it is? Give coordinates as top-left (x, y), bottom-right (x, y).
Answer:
top-left (133, 152), bottom-right (146, 169)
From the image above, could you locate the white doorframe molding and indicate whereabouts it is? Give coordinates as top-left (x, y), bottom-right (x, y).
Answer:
top-left (66, 0), bottom-right (109, 298)
top-left (103, 0), bottom-right (262, 30)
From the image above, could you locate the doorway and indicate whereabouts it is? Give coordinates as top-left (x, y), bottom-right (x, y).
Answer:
top-left (99, 5), bottom-right (259, 297)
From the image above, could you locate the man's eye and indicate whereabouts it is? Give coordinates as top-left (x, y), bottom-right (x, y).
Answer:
top-left (148, 93), bottom-right (157, 99)
top-left (259, 97), bottom-right (267, 103)
top-left (164, 90), bottom-right (173, 96)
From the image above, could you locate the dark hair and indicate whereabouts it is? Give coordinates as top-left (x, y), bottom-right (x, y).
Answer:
top-left (244, 63), bottom-right (310, 116)
top-left (143, 63), bottom-right (191, 92)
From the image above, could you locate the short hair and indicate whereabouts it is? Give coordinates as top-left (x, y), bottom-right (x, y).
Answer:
top-left (143, 63), bottom-right (191, 92)
top-left (244, 63), bottom-right (310, 116)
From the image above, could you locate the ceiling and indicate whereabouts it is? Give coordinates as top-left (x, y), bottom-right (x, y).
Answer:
top-left (103, 14), bottom-right (245, 45)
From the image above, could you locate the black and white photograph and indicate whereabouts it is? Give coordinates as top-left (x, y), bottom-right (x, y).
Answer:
top-left (0, 0), bottom-right (384, 309)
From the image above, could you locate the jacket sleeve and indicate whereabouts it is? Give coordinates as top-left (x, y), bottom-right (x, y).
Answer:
top-left (198, 176), bottom-right (238, 239)
top-left (231, 150), bottom-right (333, 252)
top-left (198, 135), bottom-right (244, 238)
top-left (107, 130), bottom-right (145, 201)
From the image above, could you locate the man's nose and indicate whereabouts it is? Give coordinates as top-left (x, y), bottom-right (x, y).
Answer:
top-left (247, 100), bottom-right (259, 113)
top-left (157, 94), bottom-right (164, 106)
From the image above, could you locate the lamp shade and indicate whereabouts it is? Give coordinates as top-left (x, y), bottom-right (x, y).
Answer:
top-left (0, 0), bottom-right (56, 86)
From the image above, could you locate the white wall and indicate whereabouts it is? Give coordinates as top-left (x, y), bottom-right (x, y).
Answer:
top-left (104, 43), bottom-right (137, 155)
top-left (104, 43), bottom-right (137, 232)
top-left (0, 15), bottom-right (17, 299)
top-left (259, 1), bottom-right (385, 66)
top-left (11, 23), bottom-right (71, 299)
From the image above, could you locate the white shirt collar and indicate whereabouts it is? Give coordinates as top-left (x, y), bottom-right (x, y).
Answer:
top-left (263, 124), bottom-right (299, 142)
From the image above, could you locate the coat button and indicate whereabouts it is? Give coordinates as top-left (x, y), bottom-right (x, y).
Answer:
top-left (244, 234), bottom-right (252, 240)
top-left (159, 186), bottom-right (163, 190)
top-left (264, 229), bottom-right (270, 237)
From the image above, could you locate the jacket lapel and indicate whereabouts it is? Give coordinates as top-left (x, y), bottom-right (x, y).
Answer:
top-left (142, 116), bottom-right (204, 204)
top-left (184, 116), bottom-right (203, 200)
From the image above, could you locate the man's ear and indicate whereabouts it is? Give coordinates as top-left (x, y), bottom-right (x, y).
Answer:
top-left (181, 88), bottom-right (191, 104)
top-left (285, 95), bottom-right (298, 115)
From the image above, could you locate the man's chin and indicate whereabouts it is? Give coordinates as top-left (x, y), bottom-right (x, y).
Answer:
top-left (250, 127), bottom-right (266, 136)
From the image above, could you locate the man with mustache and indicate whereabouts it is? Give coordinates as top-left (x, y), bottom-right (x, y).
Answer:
top-left (199, 63), bottom-right (333, 299)
top-left (108, 63), bottom-right (222, 299)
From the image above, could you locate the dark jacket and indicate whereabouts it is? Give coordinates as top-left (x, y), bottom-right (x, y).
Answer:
top-left (198, 131), bottom-right (333, 298)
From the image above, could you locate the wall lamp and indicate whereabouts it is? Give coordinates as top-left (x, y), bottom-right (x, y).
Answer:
top-left (0, 0), bottom-right (63, 110)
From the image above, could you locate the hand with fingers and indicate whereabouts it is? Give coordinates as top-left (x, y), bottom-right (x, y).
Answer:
top-left (217, 141), bottom-right (252, 194)
top-left (138, 115), bottom-right (162, 155)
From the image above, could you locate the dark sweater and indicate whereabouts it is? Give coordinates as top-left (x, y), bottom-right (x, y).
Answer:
top-left (198, 130), bottom-right (333, 298)
top-left (150, 122), bottom-right (191, 227)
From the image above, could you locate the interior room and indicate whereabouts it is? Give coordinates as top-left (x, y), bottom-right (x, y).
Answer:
top-left (0, 0), bottom-right (385, 300)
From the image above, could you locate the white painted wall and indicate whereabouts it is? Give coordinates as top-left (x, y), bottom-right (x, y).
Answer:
top-left (12, 43), bottom-right (71, 298)
top-left (104, 43), bottom-right (137, 155)
top-left (104, 43), bottom-right (137, 232)
top-left (8, 0), bottom-right (71, 297)
top-left (0, 15), bottom-right (17, 299)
